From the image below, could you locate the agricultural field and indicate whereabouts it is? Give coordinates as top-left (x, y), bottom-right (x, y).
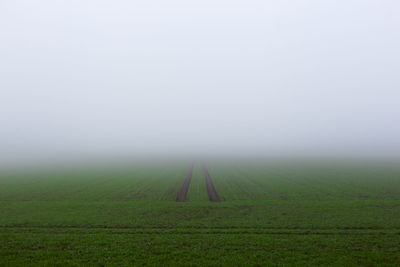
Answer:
top-left (1, 159), bottom-right (400, 266)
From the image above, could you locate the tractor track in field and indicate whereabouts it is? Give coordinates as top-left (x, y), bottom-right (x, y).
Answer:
top-left (176, 165), bottom-right (194, 202)
top-left (2, 226), bottom-right (399, 236)
top-left (202, 164), bottom-right (221, 202)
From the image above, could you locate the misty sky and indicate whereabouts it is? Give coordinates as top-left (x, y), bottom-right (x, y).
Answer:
top-left (1, 0), bottom-right (400, 165)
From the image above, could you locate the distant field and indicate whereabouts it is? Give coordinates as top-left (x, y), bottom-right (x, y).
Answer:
top-left (0, 165), bottom-right (186, 201)
top-left (1, 160), bottom-right (400, 266)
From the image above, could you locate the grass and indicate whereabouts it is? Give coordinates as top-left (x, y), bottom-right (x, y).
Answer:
top-left (2, 228), bottom-right (400, 266)
top-left (0, 165), bottom-right (185, 201)
top-left (1, 159), bottom-right (400, 266)
top-left (186, 165), bottom-right (208, 201)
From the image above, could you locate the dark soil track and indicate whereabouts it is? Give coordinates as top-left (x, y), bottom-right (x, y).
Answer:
top-left (202, 164), bottom-right (221, 202)
top-left (176, 165), bottom-right (194, 202)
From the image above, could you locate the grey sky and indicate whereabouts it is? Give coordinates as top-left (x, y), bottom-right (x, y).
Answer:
top-left (1, 0), bottom-right (399, 165)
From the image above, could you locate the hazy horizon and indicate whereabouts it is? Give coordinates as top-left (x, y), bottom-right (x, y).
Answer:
top-left (1, 0), bottom-right (400, 168)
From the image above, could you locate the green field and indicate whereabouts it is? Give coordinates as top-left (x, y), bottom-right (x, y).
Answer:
top-left (1, 159), bottom-right (400, 266)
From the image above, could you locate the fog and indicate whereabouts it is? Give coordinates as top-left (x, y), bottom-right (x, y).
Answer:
top-left (1, 0), bottom-right (399, 167)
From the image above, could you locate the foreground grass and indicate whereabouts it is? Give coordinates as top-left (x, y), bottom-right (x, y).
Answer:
top-left (1, 200), bottom-right (400, 229)
top-left (2, 228), bottom-right (400, 266)
top-left (0, 160), bottom-right (399, 266)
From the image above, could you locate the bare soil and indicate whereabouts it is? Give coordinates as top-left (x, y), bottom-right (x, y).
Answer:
top-left (202, 164), bottom-right (221, 202)
top-left (176, 165), bottom-right (194, 202)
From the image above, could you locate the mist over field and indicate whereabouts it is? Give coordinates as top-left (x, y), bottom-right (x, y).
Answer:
top-left (1, 0), bottom-right (400, 168)
top-left (2, 3), bottom-right (400, 265)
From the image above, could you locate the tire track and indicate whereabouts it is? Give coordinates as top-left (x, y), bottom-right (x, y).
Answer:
top-left (176, 165), bottom-right (194, 202)
top-left (202, 164), bottom-right (221, 202)
top-left (3, 226), bottom-right (397, 236)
